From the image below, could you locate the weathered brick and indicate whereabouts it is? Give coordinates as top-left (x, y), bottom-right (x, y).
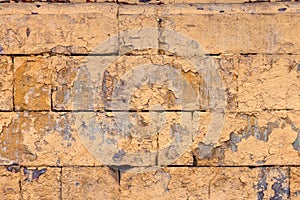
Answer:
top-left (9, 112), bottom-right (96, 166)
top-left (52, 54), bottom-right (215, 111)
top-left (14, 57), bottom-right (51, 111)
top-left (51, 56), bottom-right (86, 110)
top-left (0, 2), bottom-right (299, 199)
top-left (21, 167), bottom-right (60, 200)
top-left (72, 111), bottom-right (197, 167)
top-left (157, 110), bottom-right (300, 166)
top-left (0, 111), bottom-right (100, 166)
top-left (103, 55), bottom-right (211, 111)
top-left (41, 109), bottom-right (216, 168)
top-left (47, 109), bottom-right (300, 168)
top-left (157, 111), bottom-right (204, 166)
top-left (8, 54), bottom-right (300, 168)
top-left (0, 113), bottom-right (23, 165)
top-left (0, 56), bottom-right (13, 111)
top-left (0, 166), bottom-right (21, 200)
top-left (291, 167), bottom-right (300, 200)
top-left (194, 111), bottom-right (300, 166)
top-left (0, 112), bottom-right (89, 168)
top-left (51, 55), bottom-right (113, 111)
top-left (236, 54), bottom-right (300, 111)
top-left (209, 167), bottom-right (289, 200)
top-left (255, 167), bottom-right (290, 200)
top-left (160, 4), bottom-right (300, 54)
top-left (214, 54), bottom-right (300, 111)
top-left (62, 167), bottom-right (119, 199)
top-left (110, 54), bottom-right (299, 112)
top-left (0, 3), bottom-right (118, 54)
top-left (120, 167), bottom-right (213, 199)
top-left (119, 5), bottom-right (159, 55)
top-left (1, 3), bottom-right (299, 54)
top-left (120, 167), bottom-right (280, 199)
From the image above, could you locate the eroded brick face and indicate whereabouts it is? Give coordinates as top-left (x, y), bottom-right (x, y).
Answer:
top-left (62, 167), bottom-right (120, 199)
top-left (0, 166), bottom-right (21, 199)
top-left (0, 57), bottom-right (13, 111)
top-left (14, 57), bottom-right (51, 111)
top-left (0, 2), bottom-right (299, 199)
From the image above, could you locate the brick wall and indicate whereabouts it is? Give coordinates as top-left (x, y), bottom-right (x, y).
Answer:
top-left (0, 1), bottom-right (300, 199)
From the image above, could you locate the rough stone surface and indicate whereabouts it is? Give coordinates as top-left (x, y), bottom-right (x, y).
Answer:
top-left (0, 1), bottom-right (299, 199)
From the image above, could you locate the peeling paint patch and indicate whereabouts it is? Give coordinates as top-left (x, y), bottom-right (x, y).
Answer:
top-left (54, 114), bottom-right (76, 146)
top-left (197, 143), bottom-right (214, 159)
top-left (0, 116), bottom-right (25, 164)
top-left (257, 168), bottom-right (268, 200)
top-left (257, 168), bottom-right (290, 200)
top-left (23, 167), bottom-right (47, 182)
top-left (195, 113), bottom-right (300, 165)
top-left (228, 115), bottom-right (300, 152)
top-left (6, 164), bottom-right (20, 173)
top-left (196, 142), bottom-right (224, 164)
